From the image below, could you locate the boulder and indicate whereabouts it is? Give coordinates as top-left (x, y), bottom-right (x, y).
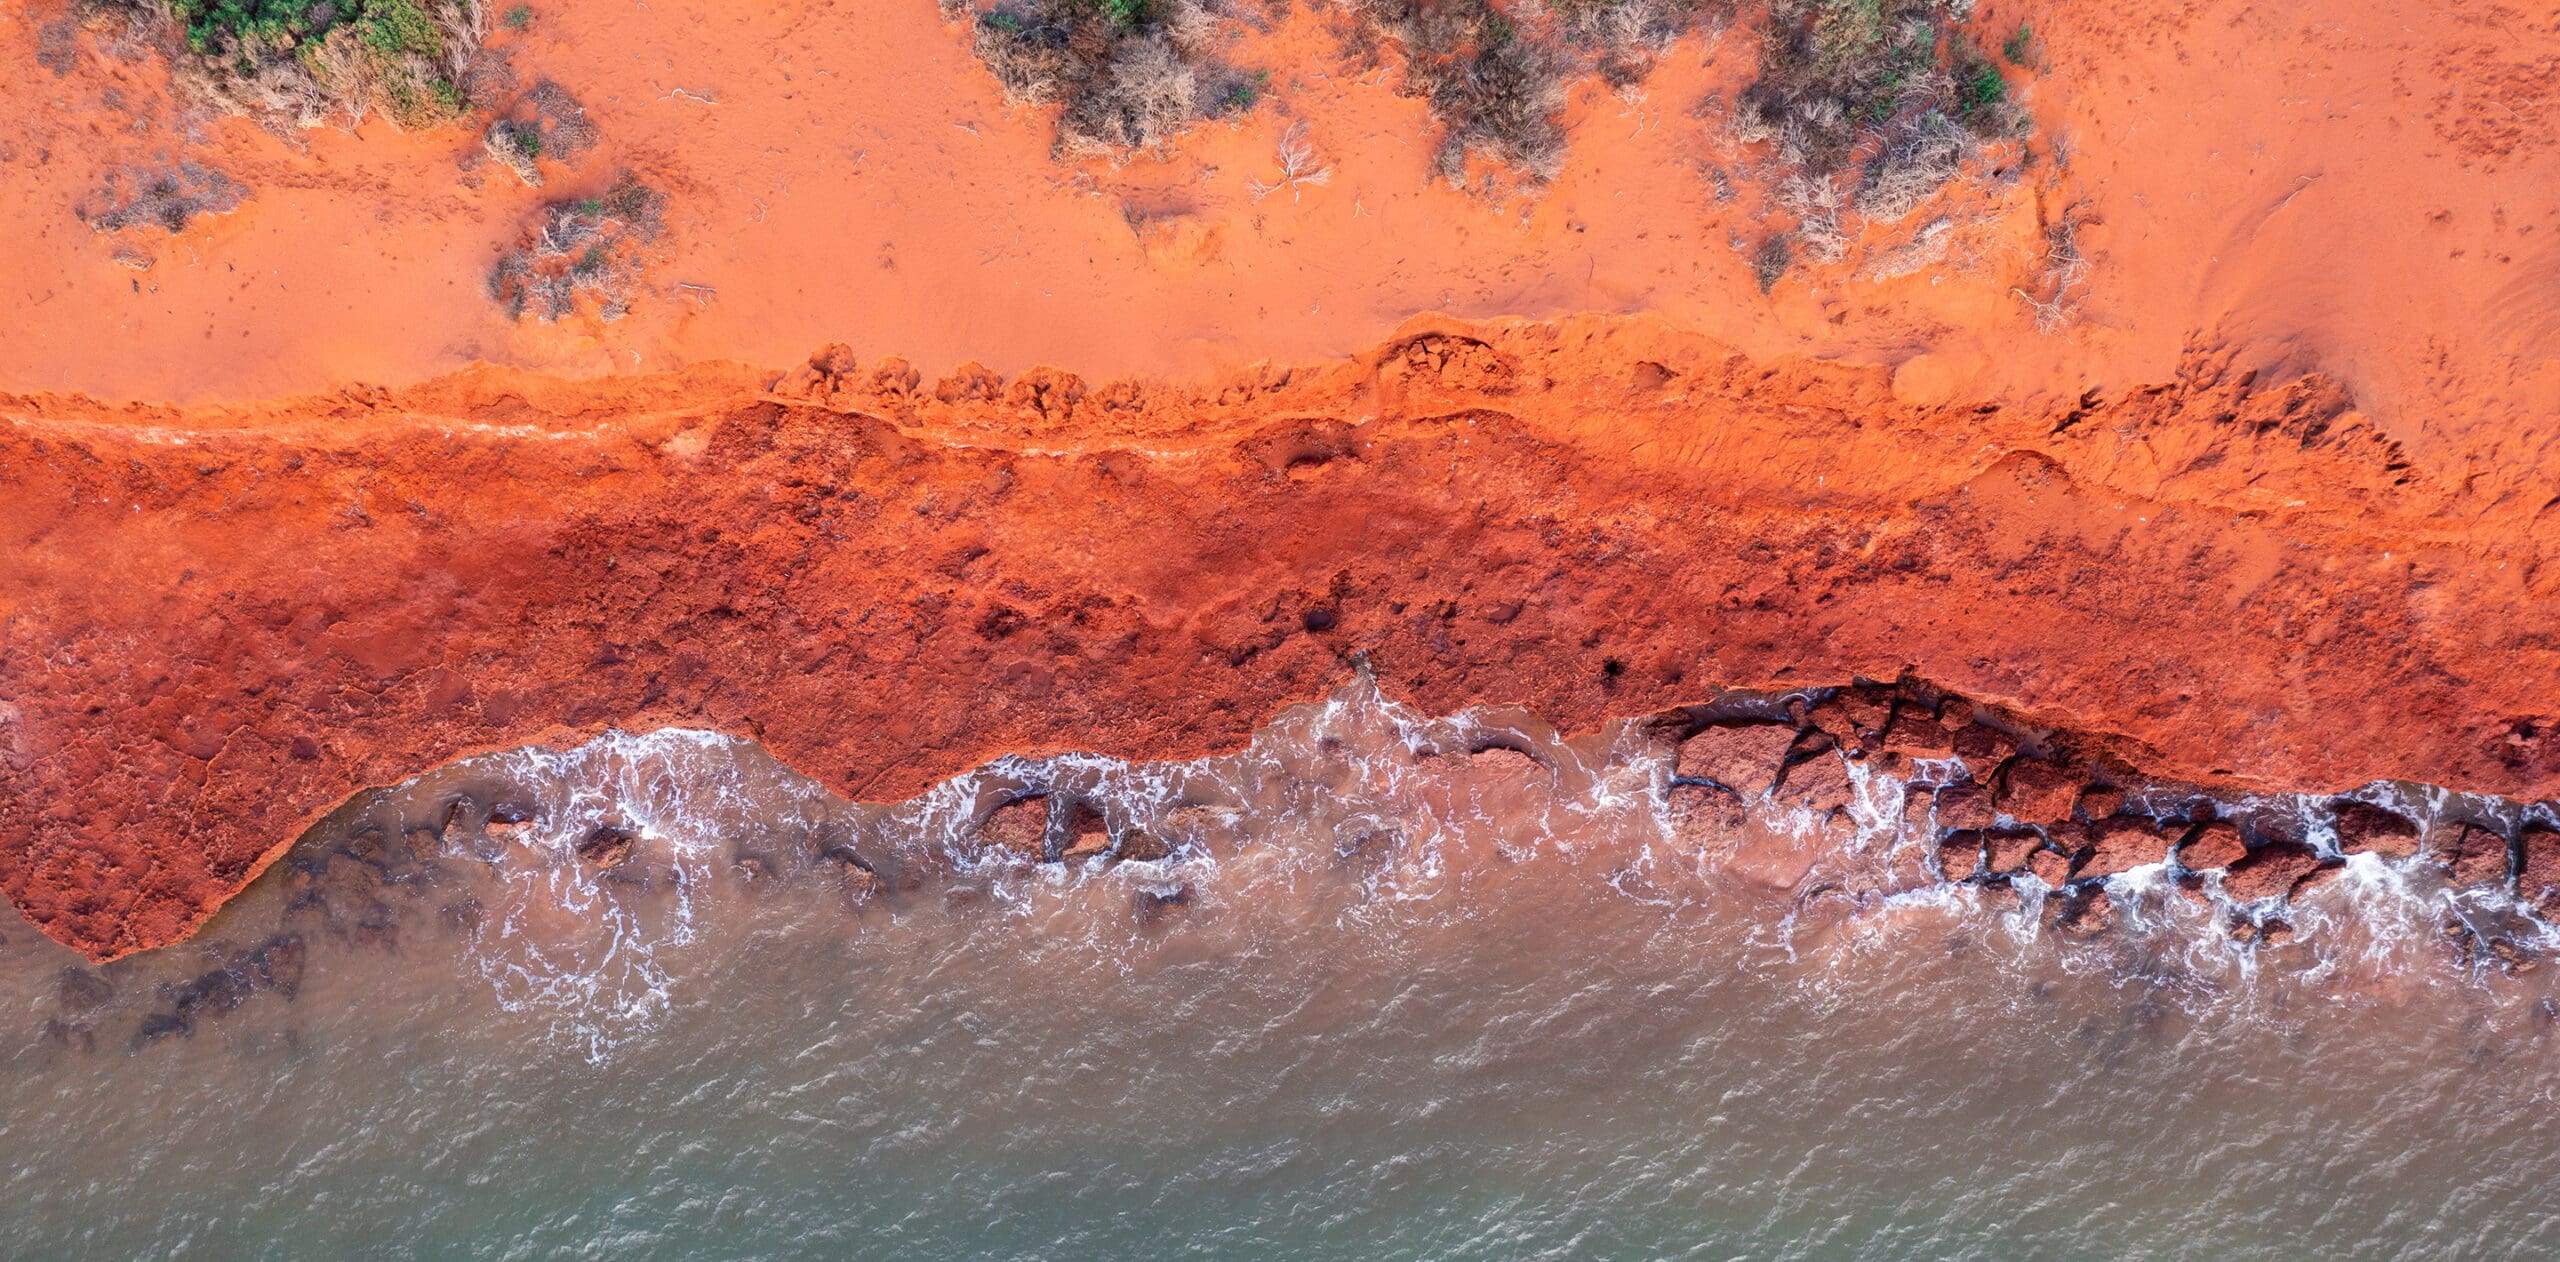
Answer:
top-left (1996, 758), bottom-right (2081, 824)
top-left (2073, 816), bottom-right (2170, 880)
top-left (2026, 847), bottom-right (2073, 886)
top-left (2179, 821), bottom-right (2247, 871)
top-left (1952, 723), bottom-right (2016, 763)
top-left (575, 824), bottom-right (637, 870)
top-left (2222, 840), bottom-right (2322, 903)
top-left (2520, 824), bottom-right (2560, 912)
top-left (976, 795), bottom-right (1049, 859)
top-left (1982, 829), bottom-right (2045, 874)
top-left (1881, 710), bottom-right (1954, 757)
top-left (1665, 783), bottom-right (1749, 852)
top-left (1938, 832), bottom-right (1983, 881)
top-left (1675, 722), bottom-right (1798, 795)
top-left (2076, 787), bottom-right (2126, 821)
top-left (2433, 821), bottom-right (2512, 889)
top-left (2056, 887), bottom-right (2115, 935)
top-left (2333, 801), bottom-right (2421, 859)
top-left (1771, 750), bottom-right (1856, 815)
top-left (1935, 781), bottom-right (1994, 830)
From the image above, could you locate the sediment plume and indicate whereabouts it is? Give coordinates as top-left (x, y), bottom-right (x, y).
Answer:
top-left (3, 316), bottom-right (2556, 962)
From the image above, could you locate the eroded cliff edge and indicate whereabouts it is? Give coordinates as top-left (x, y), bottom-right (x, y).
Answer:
top-left (3, 316), bottom-right (2556, 962)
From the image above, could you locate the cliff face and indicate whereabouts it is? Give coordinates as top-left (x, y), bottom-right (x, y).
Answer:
top-left (3, 317), bottom-right (2556, 962)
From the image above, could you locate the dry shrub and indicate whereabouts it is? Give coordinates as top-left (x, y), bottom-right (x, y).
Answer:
top-left (963, 0), bottom-right (1238, 158)
top-left (485, 174), bottom-right (666, 323)
top-left (481, 79), bottom-right (597, 187)
top-left (77, 161), bottom-right (246, 233)
top-left (1332, 0), bottom-right (1567, 187)
top-left (89, 0), bottom-right (492, 130)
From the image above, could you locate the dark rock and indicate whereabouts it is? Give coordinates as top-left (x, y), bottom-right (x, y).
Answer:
top-left (1133, 884), bottom-right (1192, 927)
top-left (2292, 859), bottom-right (2346, 900)
top-left (1951, 722), bottom-right (2015, 764)
top-left (2334, 800), bottom-right (2420, 858)
top-left (2056, 886), bottom-right (2115, 934)
top-left (1674, 722), bottom-right (1797, 795)
top-left (242, 934), bottom-right (306, 998)
top-left (1880, 709), bottom-right (1953, 756)
top-left (1059, 802), bottom-right (1112, 862)
top-left (576, 824), bottom-right (638, 869)
top-left (2074, 816), bottom-right (2170, 880)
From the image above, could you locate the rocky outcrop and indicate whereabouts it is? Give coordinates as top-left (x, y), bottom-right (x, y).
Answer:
top-left (3, 317), bottom-right (2558, 961)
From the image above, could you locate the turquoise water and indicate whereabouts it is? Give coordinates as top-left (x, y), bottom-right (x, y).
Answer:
top-left (8, 686), bottom-right (2560, 1259)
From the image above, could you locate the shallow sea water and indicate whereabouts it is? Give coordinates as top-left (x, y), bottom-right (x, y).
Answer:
top-left (8, 682), bottom-right (2560, 1259)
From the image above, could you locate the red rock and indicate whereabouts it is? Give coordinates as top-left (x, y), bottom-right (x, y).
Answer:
top-left (2260, 919), bottom-right (2296, 946)
top-left (1060, 802), bottom-right (1113, 862)
top-left (1880, 711), bottom-right (1954, 757)
top-left (1952, 724), bottom-right (2017, 764)
top-left (976, 797), bottom-right (1049, 860)
top-left (1809, 690), bottom-right (1891, 749)
top-left (2175, 871), bottom-right (2213, 904)
top-left (1935, 782), bottom-right (1995, 830)
top-left (2333, 801), bottom-right (2420, 859)
top-left (2434, 822), bottom-right (2512, 888)
top-left (2076, 787), bottom-right (2126, 821)
top-left (1936, 698), bottom-right (1975, 729)
top-left (1996, 758), bottom-right (2082, 824)
top-left (1675, 723), bottom-right (1798, 795)
top-left (2027, 847), bottom-right (2073, 886)
top-left (2222, 841), bottom-right (2323, 903)
top-left (2073, 816), bottom-right (2170, 879)
top-left (1665, 783), bottom-right (1748, 852)
top-left (1771, 751), bottom-right (1856, 815)
top-left (2520, 825), bottom-right (2560, 911)
top-left (2291, 860), bottom-right (2346, 899)
top-left (2179, 821), bottom-right (2247, 871)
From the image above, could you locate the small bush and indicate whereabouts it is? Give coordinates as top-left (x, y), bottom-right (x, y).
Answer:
top-left (1751, 234), bottom-right (1794, 292)
top-left (486, 174), bottom-right (667, 322)
top-left (503, 4), bottom-right (535, 31)
top-left (77, 162), bottom-right (247, 234)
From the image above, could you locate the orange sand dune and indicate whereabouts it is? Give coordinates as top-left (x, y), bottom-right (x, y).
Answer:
top-left (3, 0), bottom-right (2552, 452)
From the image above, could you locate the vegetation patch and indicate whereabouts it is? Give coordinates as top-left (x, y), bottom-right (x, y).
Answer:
top-left (1332, 0), bottom-right (1729, 191)
top-left (91, 0), bottom-right (495, 129)
top-left (959, 0), bottom-right (1248, 158)
top-left (485, 174), bottom-right (666, 322)
top-left (1725, 0), bottom-right (2040, 284)
top-left (77, 161), bottom-right (247, 234)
